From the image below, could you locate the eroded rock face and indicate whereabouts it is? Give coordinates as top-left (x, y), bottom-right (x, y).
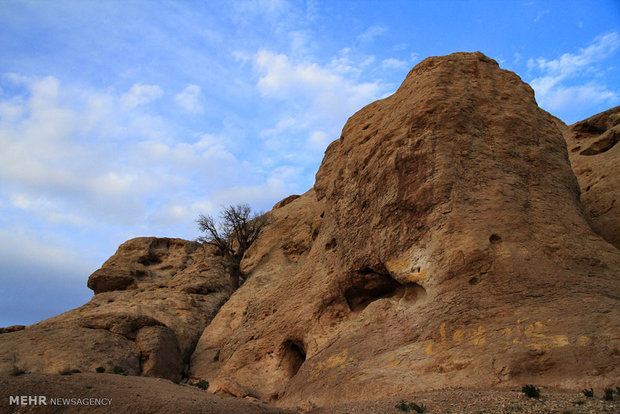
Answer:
top-left (0, 237), bottom-right (230, 381)
top-left (190, 52), bottom-right (620, 409)
top-left (562, 106), bottom-right (620, 249)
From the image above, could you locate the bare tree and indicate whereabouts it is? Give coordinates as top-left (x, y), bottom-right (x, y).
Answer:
top-left (197, 204), bottom-right (268, 290)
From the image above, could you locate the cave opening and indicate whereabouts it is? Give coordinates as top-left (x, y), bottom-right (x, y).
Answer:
top-left (281, 340), bottom-right (306, 378)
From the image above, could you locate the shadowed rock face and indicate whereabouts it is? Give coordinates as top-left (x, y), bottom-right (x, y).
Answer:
top-left (561, 106), bottom-right (620, 249)
top-left (0, 237), bottom-right (231, 381)
top-left (190, 52), bottom-right (620, 409)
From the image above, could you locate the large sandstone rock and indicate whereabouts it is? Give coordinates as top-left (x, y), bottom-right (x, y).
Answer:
top-left (561, 106), bottom-right (619, 249)
top-left (0, 237), bottom-right (230, 381)
top-left (190, 52), bottom-right (620, 409)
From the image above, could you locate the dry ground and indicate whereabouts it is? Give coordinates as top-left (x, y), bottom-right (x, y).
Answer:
top-left (1, 373), bottom-right (617, 413)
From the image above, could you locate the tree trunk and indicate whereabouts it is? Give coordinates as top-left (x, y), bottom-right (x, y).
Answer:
top-left (229, 262), bottom-right (241, 291)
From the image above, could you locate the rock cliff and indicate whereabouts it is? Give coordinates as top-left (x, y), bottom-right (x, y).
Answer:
top-left (189, 52), bottom-right (620, 409)
top-left (1, 51), bottom-right (618, 412)
top-left (0, 237), bottom-right (230, 381)
top-left (562, 106), bottom-right (620, 249)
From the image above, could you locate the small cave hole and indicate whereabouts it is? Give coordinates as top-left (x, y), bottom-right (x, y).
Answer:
top-left (325, 238), bottom-right (337, 250)
top-left (469, 277), bottom-right (479, 285)
top-left (585, 185), bottom-right (591, 192)
top-left (133, 269), bottom-right (150, 280)
top-left (489, 234), bottom-right (502, 244)
top-left (281, 340), bottom-right (306, 378)
top-left (344, 271), bottom-right (425, 313)
top-left (137, 254), bottom-right (162, 266)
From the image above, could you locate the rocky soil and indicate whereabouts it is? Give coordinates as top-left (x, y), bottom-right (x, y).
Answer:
top-left (0, 373), bottom-right (291, 413)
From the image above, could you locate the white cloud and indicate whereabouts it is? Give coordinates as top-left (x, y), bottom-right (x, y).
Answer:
top-left (357, 25), bottom-right (388, 42)
top-left (0, 74), bottom-right (240, 232)
top-left (254, 49), bottom-right (386, 150)
top-left (308, 130), bottom-right (329, 150)
top-left (174, 84), bottom-right (203, 113)
top-left (534, 9), bottom-right (550, 22)
top-left (528, 32), bottom-right (620, 115)
top-left (120, 83), bottom-right (163, 107)
top-left (382, 58), bottom-right (408, 70)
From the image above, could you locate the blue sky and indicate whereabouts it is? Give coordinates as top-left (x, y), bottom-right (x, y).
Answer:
top-left (1, 0), bottom-right (619, 326)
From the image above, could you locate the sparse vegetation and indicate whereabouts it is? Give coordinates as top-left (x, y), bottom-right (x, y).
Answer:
top-left (60, 368), bottom-right (81, 375)
top-left (95, 366), bottom-right (105, 373)
top-left (112, 366), bottom-right (128, 376)
top-left (521, 384), bottom-right (540, 398)
top-left (395, 399), bottom-right (427, 413)
top-left (197, 204), bottom-right (268, 290)
top-left (582, 388), bottom-right (594, 397)
top-left (603, 388), bottom-right (614, 401)
top-left (194, 380), bottom-right (209, 390)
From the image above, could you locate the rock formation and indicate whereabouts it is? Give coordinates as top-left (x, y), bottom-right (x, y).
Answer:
top-left (0, 237), bottom-right (230, 381)
top-left (561, 106), bottom-right (619, 249)
top-left (189, 52), bottom-right (620, 409)
top-left (1, 52), bottom-right (618, 413)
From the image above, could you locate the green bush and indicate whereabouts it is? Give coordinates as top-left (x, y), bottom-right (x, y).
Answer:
top-left (195, 380), bottom-right (209, 390)
top-left (603, 388), bottom-right (614, 401)
top-left (582, 388), bottom-right (594, 398)
top-left (522, 384), bottom-right (540, 398)
top-left (394, 400), bottom-right (427, 413)
top-left (112, 366), bottom-right (128, 376)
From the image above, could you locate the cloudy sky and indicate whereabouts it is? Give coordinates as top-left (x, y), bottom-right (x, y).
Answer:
top-left (1, 0), bottom-right (619, 326)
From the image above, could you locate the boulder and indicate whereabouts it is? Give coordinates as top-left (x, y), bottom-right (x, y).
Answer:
top-left (0, 237), bottom-right (231, 381)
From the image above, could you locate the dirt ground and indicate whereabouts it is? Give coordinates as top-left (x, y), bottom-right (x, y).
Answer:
top-left (1, 373), bottom-right (618, 413)
top-left (0, 373), bottom-right (292, 413)
top-left (305, 387), bottom-right (619, 413)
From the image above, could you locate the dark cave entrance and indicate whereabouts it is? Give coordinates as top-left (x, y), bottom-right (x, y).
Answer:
top-left (282, 340), bottom-right (306, 378)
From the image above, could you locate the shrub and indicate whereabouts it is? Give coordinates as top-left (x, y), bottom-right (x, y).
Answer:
top-left (197, 204), bottom-right (268, 290)
top-left (603, 388), bottom-right (614, 401)
top-left (95, 366), bottom-right (105, 373)
top-left (582, 388), bottom-right (594, 398)
top-left (195, 380), bottom-right (209, 390)
top-left (522, 384), bottom-right (540, 398)
top-left (112, 366), bottom-right (128, 376)
top-left (394, 400), bottom-right (427, 413)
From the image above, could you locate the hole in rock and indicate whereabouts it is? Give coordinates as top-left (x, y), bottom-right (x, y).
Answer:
top-left (325, 238), bottom-right (337, 250)
top-left (579, 132), bottom-right (618, 156)
top-left (573, 122), bottom-right (605, 135)
top-left (344, 270), bottom-right (426, 313)
top-left (469, 277), bottom-right (479, 285)
top-left (281, 340), bottom-right (306, 378)
top-left (489, 234), bottom-right (502, 244)
top-left (137, 254), bottom-right (162, 266)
